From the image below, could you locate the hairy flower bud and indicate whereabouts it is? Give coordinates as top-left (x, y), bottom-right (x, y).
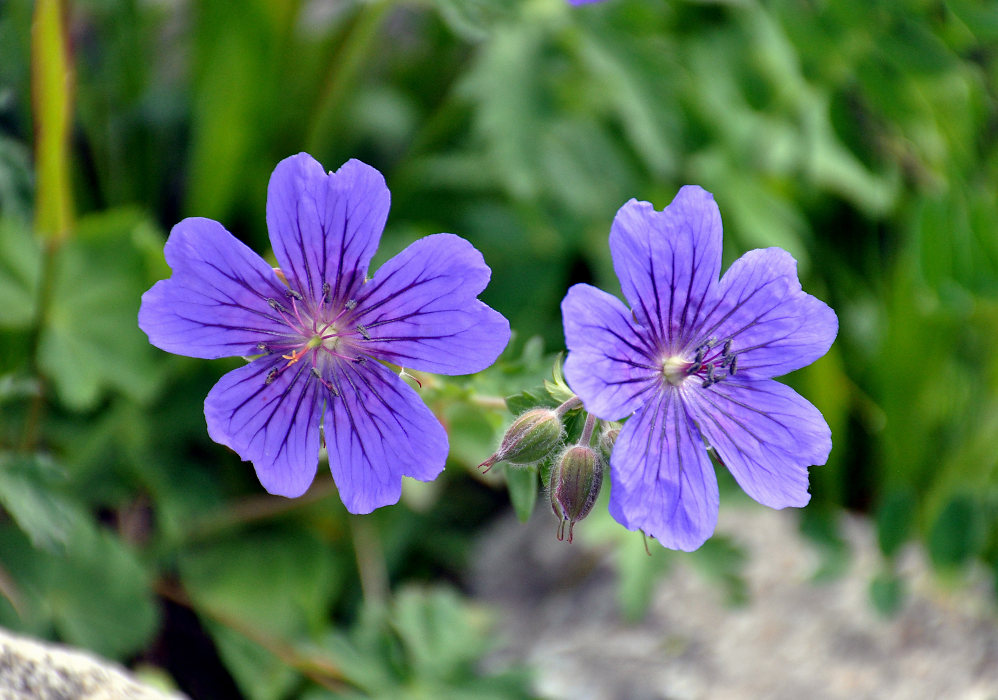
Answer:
top-left (479, 408), bottom-right (564, 473)
top-left (598, 421), bottom-right (621, 462)
top-left (550, 445), bottom-right (603, 543)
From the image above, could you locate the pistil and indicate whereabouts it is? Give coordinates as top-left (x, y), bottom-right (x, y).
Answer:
top-left (662, 336), bottom-right (740, 390)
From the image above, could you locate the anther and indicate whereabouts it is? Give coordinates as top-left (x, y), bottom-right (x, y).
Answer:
top-left (267, 298), bottom-right (287, 313)
top-left (728, 355), bottom-right (738, 376)
top-left (356, 325), bottom-right (371, 341)
top-left (701, 364), bottom-right (716, 388)
top-left (693, 346), bottom-right (706, 364)
top-left (345, 299), bottom-right (357, 310)
top-left (722, 339), bottom-right (732, 356)
top-left (687, 361), bottom-right (702, 375)
top-left (256, 342), bottom-right (271, 354)
top-left (285, 288), bottom-right (303, 301)
top-left (310, 367), bottom-right (339, 396)
top-left (265, 368), bottom-right (278, 385)
top-left (322, 282), bottom-right (331, 303)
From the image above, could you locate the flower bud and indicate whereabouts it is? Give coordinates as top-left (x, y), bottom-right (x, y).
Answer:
top-left (479, 408), bottom-right (564, 473)
top-left (549, 445), bottom-right (603, 543)
top-left (598, 421), bottom-right (621, 462)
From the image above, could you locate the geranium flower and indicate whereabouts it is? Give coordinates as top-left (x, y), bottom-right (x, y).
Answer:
top-left (139, 154), bottom-right (510, 513)
top-left (561, 187), bottom-right (837, 550)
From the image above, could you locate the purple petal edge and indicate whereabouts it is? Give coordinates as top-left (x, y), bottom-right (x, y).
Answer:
top-left (324, 359), bottom-right (448, 514)
top-left (608, 390), bottom-right (719, 551)
top-left (609, 189), bottom-right (723, 351)
top-left (353, 233), bottom-right (510, 375)
top-left (266, 154), bottom-right (389, 306)
top-left (562, 283), bottom-right (658, 420)
top-left (690, 378), bottom-right (831, 509)
top-left (138, 217), bottom-right (290, 360)
top-left (204, 356), bottom-right (323, 498)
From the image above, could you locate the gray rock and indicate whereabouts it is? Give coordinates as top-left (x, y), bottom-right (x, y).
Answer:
top-left (0, 627), bottom-right (185, 700)
top-left (471, 507), bottom-right (998, 700)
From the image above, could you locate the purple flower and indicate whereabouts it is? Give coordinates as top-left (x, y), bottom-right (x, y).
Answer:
top-left (561, 187), bottom-right (837, 551)
top-left (139, 153), bottom-right (510, 513)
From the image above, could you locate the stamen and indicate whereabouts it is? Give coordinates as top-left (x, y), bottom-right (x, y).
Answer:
top-left (267, 298), bottom-right (288, 313)
top-left (322, 282), bottom-right (331, 304)
top-left (701, 364), bottom-right (716, 388)
top-left (722, 339), bottom-right (732, 356)
top-left (345, 299), bottom-right (357, 310)
top-left (728, 355), bottom-right (738, 376)
top-left (256, 342), bottom-right (271, 354)
top-left (399, 368), bottom-right (423, 388)
top-left (285, 288), bottom-right (303, 301)
top-left (310, 366), bottom-right (339, 396)
top-left (356, 325), bottom-right (372, 341)
top-left (265, 368), bottom-right (278, 385)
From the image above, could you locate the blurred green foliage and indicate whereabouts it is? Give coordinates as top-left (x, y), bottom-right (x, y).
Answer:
top-left (2, 0), bottom-right (998, 696)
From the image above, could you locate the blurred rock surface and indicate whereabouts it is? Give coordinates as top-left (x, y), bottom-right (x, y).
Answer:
top-left (471, 507), bottom-right (998, 700)
top-left (0, 626), bottom-right (184, 700)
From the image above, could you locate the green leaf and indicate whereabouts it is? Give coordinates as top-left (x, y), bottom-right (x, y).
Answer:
top-left (798, 508), bottom-right (850, 581)
top-left (179, 528), bottom-right (340, 700)
top-left (0, 452), bottom-right (87, 551)
top-left (37, 208), bottom-right (165, 410)
top-left (688, 535), bottom-right (749, 607)
top-left (0, 217), bottom-right (42, 327)
top-left (315, 585), bottom-right (533, 699)
top-left (875, 488), bottom-right (915, 558)
top-left (51, 526), bottom-right (158, 659)
top-left (928, 495), bottom-right (984, 570)
top-left (431, 0), bottom-right (516, 42)
top-left (0, 521), bottom-right (158, 660)
top-left (869, 571), bottom-right (906, 616)
top-left (505, 465), bottom-right (539, 523)
top-left (504, 386), bottom-right (557, 416)
top-left (390, 586), bottom-right (490, 682)
top-left (615, 529), bottom-right (671, 623)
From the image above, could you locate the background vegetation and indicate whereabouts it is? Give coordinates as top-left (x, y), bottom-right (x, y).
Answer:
top-left (1, 0), bottom-right (997, 697)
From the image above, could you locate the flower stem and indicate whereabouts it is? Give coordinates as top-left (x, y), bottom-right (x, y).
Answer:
top-left (348, 514), bottom-right (389, 606)
top-left (579, 411), bottom-right (599, 446)
top-left (554, 395), bottom-right (583, 417)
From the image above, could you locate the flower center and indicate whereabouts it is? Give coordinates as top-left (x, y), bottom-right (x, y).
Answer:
top-left (258, 289), bottom-right (372, 390)
top-left (662, 356), bottom-right (689, 386)
top-left (662, 337), bottom-right (739, 389)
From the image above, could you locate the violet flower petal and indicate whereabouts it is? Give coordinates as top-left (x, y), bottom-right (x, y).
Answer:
top-left (352, 234), bottom-right (510, 375)
top-left (608, 390), bottom-right (719, 551)
top-left (562, 283), bottom-right (658, 420)
top-left (138, 217), bottom-right (291, 359)
top-left (609, 189), bottom-right (722, 349)
top-left (688, 378), bottom-right (832, 509)
top-left (324, 360), bottom-right (448, 514)
top-left (696, 248), bottom-right (838, 379)
top-left (204, 356), bottom-right (324, 498)
top-left (266, 154), bottom-right (389, 306)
